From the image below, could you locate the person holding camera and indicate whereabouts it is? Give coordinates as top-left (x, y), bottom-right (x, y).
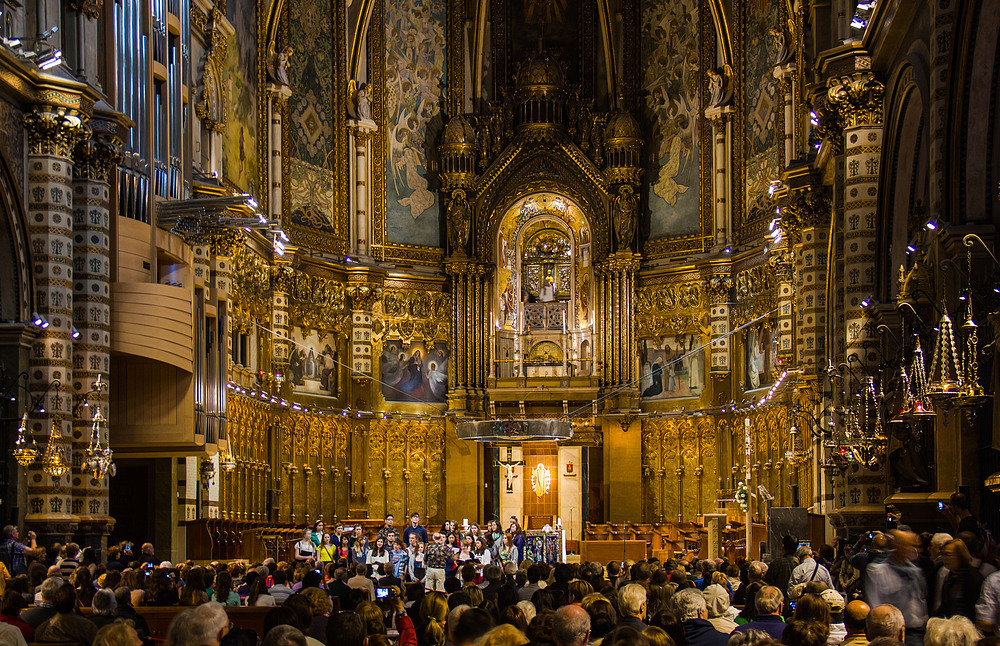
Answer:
top-left (0, 527), bottom-right (35, 577)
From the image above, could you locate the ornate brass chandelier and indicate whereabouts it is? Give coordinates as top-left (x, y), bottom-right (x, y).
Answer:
top-left (83, 406), bottom-right (115, 479)
top-left (12, 412), bottom-right (39, 467)
top-left (40, 417), bottom-right (70, 477)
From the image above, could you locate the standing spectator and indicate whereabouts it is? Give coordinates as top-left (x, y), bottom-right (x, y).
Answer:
top-left (0, 527), bottom-right (35, 577)
top-left (765, 536), bottom-right (799, 595)
top-left (789, 546), bottom-right (835, 597)
top-left (403, 513), bottom-right (429, 546)
top-left (851, 533), bottom-right (889, 599)
top-left (866, 531), bottom-right (927, 646)
top-left (138, 543), bottom-right (156, 565)
top-left (945, 494), bottom-right (982, 539)
top-left (935, 539), bottom-right (983, 621)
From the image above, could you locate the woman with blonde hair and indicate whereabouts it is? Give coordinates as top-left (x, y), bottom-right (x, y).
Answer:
top-left (568, 580), bottom-right (594, 605)
top-left (480, 623), bottom-right (529, 646)
top-left (418, 591), bottom-right (449, 646)
top-left (499, 534), bottom-right (519, 566)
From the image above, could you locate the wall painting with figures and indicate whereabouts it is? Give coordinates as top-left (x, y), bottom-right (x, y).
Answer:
top-left (287, 328), bottom-right (339, 398)
top-left (744, 318), bottom-right (778, 391)
top-left (639, 335), bottom-right (706, 400)
top-left (380, 340), bottom-right (448, 403)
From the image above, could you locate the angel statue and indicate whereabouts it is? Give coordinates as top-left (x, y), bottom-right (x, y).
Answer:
top-left (268, 45), bottom-right (294, 87)
top-left (770, 27), bottom-right (792, 66)
top-left (347, 81), bottom-right (373, 121)
top-left (707, 66), bottom-right (733, 108)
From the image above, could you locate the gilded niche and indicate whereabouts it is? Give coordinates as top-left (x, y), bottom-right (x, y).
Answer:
top-left (732, 263), bottom-right (776, 326)
top-left (288, 274), bottom-right (349, 334)
top-left (373, 289), bottom-right (451, 343)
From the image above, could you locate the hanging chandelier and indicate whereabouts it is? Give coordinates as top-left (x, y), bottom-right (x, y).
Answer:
top-left (927, 305), bottom-right (961, 400)
top-left (955, 244), bottom-right (991, 407)
top-left (83, 406), bottom-right (116, 479)
top-left (41, 418), bottom-right (70, 477)
top-left (12, 413), bottom-right (39, 467)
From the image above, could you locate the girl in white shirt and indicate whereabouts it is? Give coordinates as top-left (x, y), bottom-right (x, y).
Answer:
top-left (367, 536), bottom-right (390, 567)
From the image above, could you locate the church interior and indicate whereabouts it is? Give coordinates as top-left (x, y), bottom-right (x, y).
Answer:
top-left (0, 0), bottom-right (998, 563)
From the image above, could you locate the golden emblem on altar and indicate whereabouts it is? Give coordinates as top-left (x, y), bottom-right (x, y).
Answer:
top-left (530, 463), bottom-right (551, 498)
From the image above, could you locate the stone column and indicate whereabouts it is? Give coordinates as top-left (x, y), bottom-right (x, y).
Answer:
top-left (828, 73), bottom-right (884, 369)
top-left (705, 107), bottom-right (734, 249)
top-left (270, 266), bottom-right (293, 376)
top-left (349, 121), bottom-right (377, 260)
top-left (786, 184), bottom-right (831, 370)
top-left (774, 65), bottom-right (796, 167)
top-left (70, 122), bottom-right (122, 551)
top-left (23, 106), bottom-right (87, 545)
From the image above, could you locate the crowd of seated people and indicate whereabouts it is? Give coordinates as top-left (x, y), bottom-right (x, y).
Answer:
top-left (0, 497), bottom-right (996, 646)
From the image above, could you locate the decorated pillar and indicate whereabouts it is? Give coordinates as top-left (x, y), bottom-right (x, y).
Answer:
top-left (349, 122), bottom-right (377, 260)
top-left (828, 73), bottom-right (884, 369)
top-left (346, 275), bottom-right (382, 382)
top-left (70, 118), bottom-right (123, 550)
top-left (445, 259), bottom-right (488, 413)
top-left (270, 265), bottom-right (293, 374)
top-left (705, 272), bottom-right (733, 375)
top-left (784, 182), bottom-right (831, 370)
top-left (595, 254), bottom-right (639, 405)
top-left (23, 106), bottom-right (87, 544)
top-left (268, 86), bottom-right (292, 222)
top-left (706, 107), bottom-right (735, 249)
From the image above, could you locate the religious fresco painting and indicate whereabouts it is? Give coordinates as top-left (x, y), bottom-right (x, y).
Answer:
top-left (385, 0), bottom-right (446, 248)
top-left (287, 327), bottom-right (339, 398)
top-left (222, 0), bottom-right (258, 195)
top-left (287, 0), bottom-right (337, 234)
top-left (639, 335), bottom-right (705, 400)
top-left (381, 340), bottom-right (449, 403)
top-left (641, 0), bottom-right (701, 239)
top-left (495, 194), bottom-right (592, 331)
top-left (744, 318), bottom-right (779, 391)
top-left (744, 2), bottom-right (782, 223)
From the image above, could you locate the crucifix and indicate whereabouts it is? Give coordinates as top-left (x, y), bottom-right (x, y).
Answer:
top-left (494, 446), bottom-right (525, 494)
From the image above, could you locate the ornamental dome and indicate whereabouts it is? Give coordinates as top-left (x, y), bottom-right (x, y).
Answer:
top-left (441, 114), bottom-right (476, 146)
top-left (515, 54), bottom-right (566, 91)
top-left (604, 108), bottom-right (641, 142)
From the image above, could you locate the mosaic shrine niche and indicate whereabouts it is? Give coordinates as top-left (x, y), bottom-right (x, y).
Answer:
top-left (495, 193), bottom-right (594, 378)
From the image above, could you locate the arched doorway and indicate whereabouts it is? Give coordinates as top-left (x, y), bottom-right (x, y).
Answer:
top-left (493, 192), bottom-right (594, 379)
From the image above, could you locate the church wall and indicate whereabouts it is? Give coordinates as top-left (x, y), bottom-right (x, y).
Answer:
top-left (383, 0), bottom-right (446, 248)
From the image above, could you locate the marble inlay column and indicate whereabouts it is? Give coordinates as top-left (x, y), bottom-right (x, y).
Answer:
top-left (23, 106), bottom-right (87, 545)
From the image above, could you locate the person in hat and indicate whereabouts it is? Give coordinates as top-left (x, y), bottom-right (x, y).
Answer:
top-left (821, 588), bottom-right (847, 645)
top-left (703, 583), bottom-right (738, 633)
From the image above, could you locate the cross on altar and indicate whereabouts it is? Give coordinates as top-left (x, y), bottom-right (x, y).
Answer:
top-left (494, 446), bottom-right (525, 494)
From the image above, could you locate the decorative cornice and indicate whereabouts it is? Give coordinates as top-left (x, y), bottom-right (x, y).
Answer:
top-left (24, 106), bottom-right (88, 158)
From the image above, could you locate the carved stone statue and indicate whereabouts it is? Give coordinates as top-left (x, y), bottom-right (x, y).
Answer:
top-left (707, 69), bottom-right (725, 108)
top-left (356, 84), bottom-right (372, 121)
top-left (614, 185), bottom-right (638, 249)
top-left (447, 190), bottom-right (471, 254)
top-left (770, 28), bottom-right (792, 66)
top-left (269, 46), bottom-right (293, 87)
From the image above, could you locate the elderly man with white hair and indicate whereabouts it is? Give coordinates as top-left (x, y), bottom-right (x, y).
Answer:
top-left (788, 545), bottom-right (834, 597)
top-left (672, 587), bottom-right (729, 646)
top-left (617, 583), bottom-right (648, 631)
